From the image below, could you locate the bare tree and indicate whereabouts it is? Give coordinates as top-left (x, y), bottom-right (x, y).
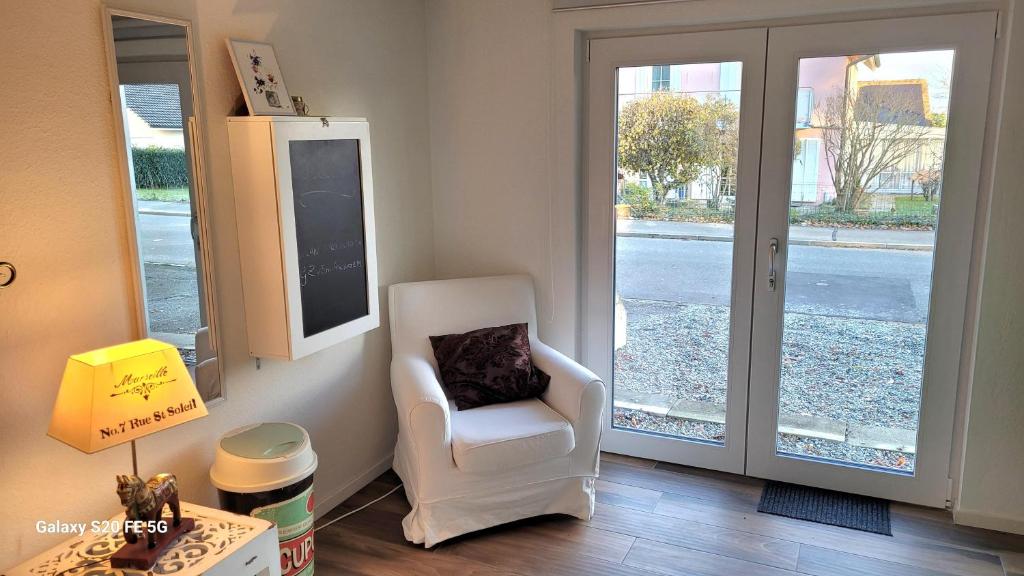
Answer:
top-left (912, 152), bottom-right (943, 201)
top-left (818, 87), bottom-right (932, 212)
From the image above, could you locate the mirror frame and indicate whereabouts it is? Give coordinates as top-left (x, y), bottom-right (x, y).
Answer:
top-left (101, 7), bottom-right (224, 404)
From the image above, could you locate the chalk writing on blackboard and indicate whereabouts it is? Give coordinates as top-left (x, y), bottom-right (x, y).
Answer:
top-left (297, 189), bottom-right (354, 208)
top-left (299, 258), bottom-right (364, 287)
top-left (289, 138), bottom-right (369, 337)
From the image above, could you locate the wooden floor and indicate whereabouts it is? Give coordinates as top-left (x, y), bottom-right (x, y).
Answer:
top-left (314, 453), bottom-right (1024, 576)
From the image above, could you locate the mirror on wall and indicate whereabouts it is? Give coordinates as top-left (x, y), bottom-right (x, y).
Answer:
top-left (104, 10), bottom-right (222, 402)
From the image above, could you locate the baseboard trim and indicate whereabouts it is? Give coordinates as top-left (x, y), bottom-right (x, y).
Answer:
top-left (954, 508), bottom-right (1024, 535)
top-left (313, 452), bottom-right (394, 520)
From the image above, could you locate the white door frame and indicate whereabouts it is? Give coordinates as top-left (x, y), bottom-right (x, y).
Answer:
top-left (746, 12), bottom-right (997, 507)
top-left (584, 28), bottom-right (767, 474)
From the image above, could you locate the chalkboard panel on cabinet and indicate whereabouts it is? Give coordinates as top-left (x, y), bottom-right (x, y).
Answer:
top-left (228, 117), bottom-right (379, 360)
top-left (289, 138), bottom-right (368, 337)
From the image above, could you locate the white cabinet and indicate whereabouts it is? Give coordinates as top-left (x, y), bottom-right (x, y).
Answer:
top-left (227, 117), bottom-right (379, 360)
top-left (5, 502), bottom-right (281, 576)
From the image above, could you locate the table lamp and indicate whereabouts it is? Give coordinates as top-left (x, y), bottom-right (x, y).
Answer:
top-left (48, 338), bottom-right (208, 570)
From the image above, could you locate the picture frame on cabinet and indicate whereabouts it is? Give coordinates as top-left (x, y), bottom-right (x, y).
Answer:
top-left (226, 39), bottom-right (296, 116)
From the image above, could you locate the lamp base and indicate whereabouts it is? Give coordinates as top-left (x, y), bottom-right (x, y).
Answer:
top-left (110, 517), bottom-right (195, 570)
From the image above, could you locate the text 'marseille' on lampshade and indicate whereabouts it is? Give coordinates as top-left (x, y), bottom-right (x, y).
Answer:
top-left (48, 339), bottom-right (208, 453)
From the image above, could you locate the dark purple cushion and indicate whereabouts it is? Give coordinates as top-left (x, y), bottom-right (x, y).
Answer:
top-left (429, 323), bottom-right (550, 410)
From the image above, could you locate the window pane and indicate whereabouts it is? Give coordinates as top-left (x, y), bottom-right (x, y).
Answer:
top-left (777, 50), bottom-right (954, 472)
top-left (613, 62), bottom-right (742, 444)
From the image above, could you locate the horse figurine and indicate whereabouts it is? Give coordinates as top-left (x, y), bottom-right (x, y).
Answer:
top-left (116, 473), bottom-right (183, 549)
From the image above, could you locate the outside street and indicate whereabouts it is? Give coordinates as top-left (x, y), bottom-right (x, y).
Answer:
top-left (137, 202), bottom-right (200, 351)
top-left (616, 232), bottom-right (932, 323)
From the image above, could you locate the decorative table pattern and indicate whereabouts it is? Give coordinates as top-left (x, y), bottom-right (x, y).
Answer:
top-left (5, 503), bottom-right (279, 576)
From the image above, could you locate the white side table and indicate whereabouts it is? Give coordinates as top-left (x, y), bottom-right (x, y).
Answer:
top-left (4, 503), bottom-right (280, 576)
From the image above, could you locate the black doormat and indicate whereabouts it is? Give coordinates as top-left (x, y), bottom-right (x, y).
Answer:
top-left (757, 481), bottom-right (892, 535)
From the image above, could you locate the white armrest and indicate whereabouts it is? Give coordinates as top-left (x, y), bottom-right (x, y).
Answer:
top-left (391, 355), bottom-right (452, 460)
top-left (533, 341), bottom-right (605, 476)
top-left (532, 341), bottom-right (605, 426)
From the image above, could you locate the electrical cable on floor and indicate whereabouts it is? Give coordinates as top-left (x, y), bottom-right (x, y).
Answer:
top-left (314, 483), bottom-right (404, 532)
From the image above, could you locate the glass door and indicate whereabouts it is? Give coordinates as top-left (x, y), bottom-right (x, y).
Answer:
top-left (585, 29), bottom-right (767, 473)
top-left (747, 13), bottom-right (997, 506)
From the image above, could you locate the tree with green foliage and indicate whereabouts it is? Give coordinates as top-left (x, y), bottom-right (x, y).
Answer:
top-left (695, 97), bottom-right (740, 211)
top-left (617, 92), bottom-right (706, 206)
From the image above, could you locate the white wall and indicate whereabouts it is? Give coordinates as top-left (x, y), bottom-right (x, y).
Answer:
top-left (957, 1), bottom-right (1024, 535)
top-left (0, 0), bottom-right (433, 565)
top-left (426, 0), bottom-right (1024, 531)
top-left (426, 0), bottom-right (567, 347)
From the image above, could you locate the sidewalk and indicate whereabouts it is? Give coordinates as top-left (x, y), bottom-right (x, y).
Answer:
top-left (617, 218), bottom-right (934, 251)
top-left (138, 200), bottom-right (190, 217)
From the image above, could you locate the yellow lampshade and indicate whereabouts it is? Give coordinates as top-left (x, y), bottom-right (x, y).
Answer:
top-left (48, 339), bottom-right (208, 453)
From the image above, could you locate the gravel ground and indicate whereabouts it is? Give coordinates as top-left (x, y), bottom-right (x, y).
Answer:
top-left (613, 298), bottom-right (922, 469)
top-left (614, 300), bottom-right (730, 406)
top-left (613, 407), bottom-right (726, 443)
top-left (779, 311), bottom-right (924, 430)
top-left (776, 434), bottom-right (915, 472)
top-left (613, 408), bottom-right (914, 472)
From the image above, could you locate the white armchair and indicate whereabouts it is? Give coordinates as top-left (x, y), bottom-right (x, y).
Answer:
top-left (388, 274), bottom-right (605, 547)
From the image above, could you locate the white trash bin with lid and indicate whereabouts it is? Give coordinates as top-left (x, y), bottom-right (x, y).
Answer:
top-left (211, 422), bottom-right (318, 576)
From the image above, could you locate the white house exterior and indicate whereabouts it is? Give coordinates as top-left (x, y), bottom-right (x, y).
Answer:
top-left (121, 84), bottom-right (186, 150)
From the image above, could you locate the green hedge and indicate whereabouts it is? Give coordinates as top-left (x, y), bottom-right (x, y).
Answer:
top-left (620, 182), bottom-right (663, 219)
top-left (789, 209), bottom-right (935, 230)
top-left (132, 147), bottom-right (189, 189)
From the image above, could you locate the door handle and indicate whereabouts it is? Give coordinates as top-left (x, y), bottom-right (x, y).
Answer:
top-left (768, 238), bottom-right (779, 292)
